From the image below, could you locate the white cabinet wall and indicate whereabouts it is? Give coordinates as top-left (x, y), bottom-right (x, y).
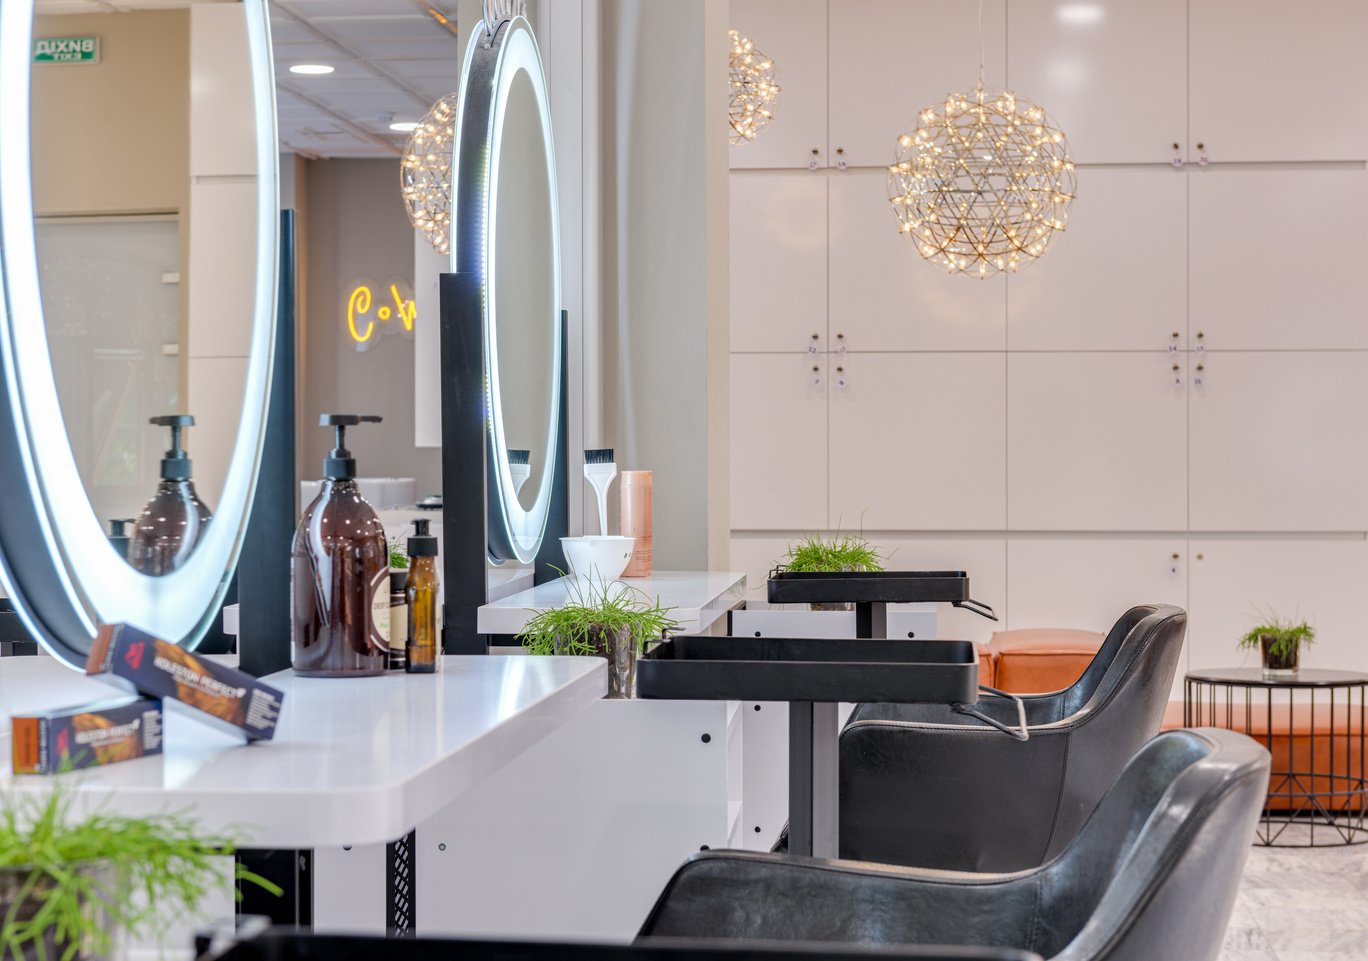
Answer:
top-left (728, 0), bottom-right (1368, 687)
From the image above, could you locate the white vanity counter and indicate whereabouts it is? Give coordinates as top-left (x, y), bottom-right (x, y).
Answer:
top-left (477, 570), bottom-right (747, 637)
top-left (0, 654), bottom-right (604, 848)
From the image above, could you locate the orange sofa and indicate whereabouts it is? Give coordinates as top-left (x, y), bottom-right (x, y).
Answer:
top-left (982, 627), bottom-right (1360, 814)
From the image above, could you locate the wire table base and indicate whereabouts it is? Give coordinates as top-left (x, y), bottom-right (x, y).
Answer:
top-left (1185, 668), bottom-right (1368, 847)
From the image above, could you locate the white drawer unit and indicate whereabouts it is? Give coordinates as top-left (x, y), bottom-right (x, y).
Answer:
top-left (730, 353), bottom-right (828, 531)
top-left (1006, 166), bottom-right (1187, 352)
top-left (1188, 352), bottom-right (1368, 532)
top-left (1188, 166), bottom-right (1368, 350)
top-left (828, 169), bottom-right (1007, 352)
top-left (731, 172), bottom-right (828, 353)
top-left (728, 0), bottom-right (829, 170)
top-left (1007, 352), bottom-right (1188, 532)
top-left (1006, 0), bottom-right (1187, 165)
top-left (828, 352), bottom-right (1007, 531)
top-left (1189, 0), bottom-right (1368, 163)
top-left (827, 0), bottom-right (1006, 170)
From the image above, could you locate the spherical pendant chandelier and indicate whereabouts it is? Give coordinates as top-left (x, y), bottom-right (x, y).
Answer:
top-left (728, 30), bottom-right (780, 145)
top-left (400, 93), bottom-right (459, 256)
top-left (888, 84), bottom-right (1076, 278)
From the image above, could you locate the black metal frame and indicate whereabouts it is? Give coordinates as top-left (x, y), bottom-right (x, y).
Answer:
top-left (438, 271), bottom-right (567, 655)
top-left (1185, 669), bottom-right (1368, 846)
top-left (236, 209), bottom-right (298, 678)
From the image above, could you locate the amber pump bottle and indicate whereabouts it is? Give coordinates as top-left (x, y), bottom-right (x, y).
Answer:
top-left (128, 415), bottom-right (213, 576)
top-left (406, 518), bottom-right (439, 674)
top-left (291, 414), bottom-right (389, 678)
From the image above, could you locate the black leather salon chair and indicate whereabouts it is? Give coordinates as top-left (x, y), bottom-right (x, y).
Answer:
top-left (640, 728), bottom-right (1269, 961)
top-left (837, 603), bottom-right (1186, 871)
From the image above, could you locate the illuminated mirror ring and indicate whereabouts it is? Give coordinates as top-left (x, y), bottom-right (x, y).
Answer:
top-left (453, 16), bottom-right (561, 565)
top-left (0, 0), bottom-right (278, 668)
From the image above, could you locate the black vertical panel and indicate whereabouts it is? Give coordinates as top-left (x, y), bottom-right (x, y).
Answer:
top-left (237, 209), bottom-right (298, 678)
top-left (439, 272), bottom-right (489, 654)
top-left (533, 309), bottom-right (570, 584)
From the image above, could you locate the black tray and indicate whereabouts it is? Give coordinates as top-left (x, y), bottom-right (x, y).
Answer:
top-left (637, 636), bottom-right (979, 704)
top-left (206, 930), bottom-right (1039, 961)
top-left (767, 569), bottom-right (966, 604)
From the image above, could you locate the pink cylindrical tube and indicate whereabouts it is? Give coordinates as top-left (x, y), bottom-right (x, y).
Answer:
top-left (620, 470), bottom-right (653, 577)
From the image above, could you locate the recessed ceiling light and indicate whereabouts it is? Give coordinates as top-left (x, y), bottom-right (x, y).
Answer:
top-left (389, 121), bottom-right (420, 132)
top-left (289, 64), bottom-right (335, 76)
top-left (1056, 3), bottom-right (1104, 25)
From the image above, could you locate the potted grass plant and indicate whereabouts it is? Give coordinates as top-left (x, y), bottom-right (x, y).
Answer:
top-left (779, 532), bottom-right (885, 611)
top-left (0, 787), bottom-right (278, 961)
top-left (517, 575), bottom-right (678, 698)
top-left (1239, 614), bottom-right (1314, 677)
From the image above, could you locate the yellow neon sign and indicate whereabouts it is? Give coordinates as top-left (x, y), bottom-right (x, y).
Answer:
top-left (346, 278), bottom-right (417, 349)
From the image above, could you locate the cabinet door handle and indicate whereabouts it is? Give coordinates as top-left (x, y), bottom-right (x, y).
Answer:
top-left (835, 147), bottom-right (848, 171)
top-left (808, 148), bottom-right (821, 171)
top-left (810, 364), bottom-right (822, 387)
top-left (1169, 331), bottom-right (1180, 352)
top-left (1171, 143), bottom-right (1184, 168)
top-left (1172, 362), bottom-right (1183, 387)
top-left (1194, 362), bottom-right (1205, 387)
top-left (808, 333), bottom-right (820, 355)
top-left (1196, 141), bottom-right (1209, 166)
top-left (835, 365), bottom-right (847, 389)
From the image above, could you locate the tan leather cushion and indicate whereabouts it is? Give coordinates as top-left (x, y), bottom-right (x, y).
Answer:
top-left (989, 628), bottom-right (1104, 694)
top-left (977, 645), bottom-right (994, 689)
top-left (1165, 700), bottom-right (1365, 810)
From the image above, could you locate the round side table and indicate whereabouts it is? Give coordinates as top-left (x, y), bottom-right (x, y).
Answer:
top-left (1185, 668), bottom-right (1368, 846)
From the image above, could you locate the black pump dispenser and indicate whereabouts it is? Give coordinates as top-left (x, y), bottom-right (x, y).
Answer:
top-left (151, 414), bottom-right (195, 481)
top-left (127, 415), bottom-right (213, 576)
top-left (107, 518), bottom-right (133, 559)
top-left (407, 518), bottom-right (437, 557)
top-left (292, 414), bottom-right (389, 677)
top-left (321, 414), bottom-right (382, 480)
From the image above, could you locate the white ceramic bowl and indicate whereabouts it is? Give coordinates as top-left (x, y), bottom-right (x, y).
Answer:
top-left (561, 535), bottom-right (635, 581)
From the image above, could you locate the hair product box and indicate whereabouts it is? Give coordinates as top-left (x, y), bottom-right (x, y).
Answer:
top-left (87, 623), bottom-right (284, 741)
top-left (12, 697), bottom-right (164, 775)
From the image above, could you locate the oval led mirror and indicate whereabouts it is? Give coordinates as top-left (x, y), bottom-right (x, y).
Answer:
top-left (452, 11), bottom-right (562, 565)
top-left (0, 0), bottom-right (278, 668)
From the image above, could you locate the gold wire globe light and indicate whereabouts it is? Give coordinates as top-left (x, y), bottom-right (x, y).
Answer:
top-left (728, 30), bottom-right (780, 145)
top-left (401, 93), bottom-right (459, 256)
top-left (888, 84), bottom-right (1076, 278)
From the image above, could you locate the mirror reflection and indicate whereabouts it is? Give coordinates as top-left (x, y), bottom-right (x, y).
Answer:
top-left (493, 65), bottom-right (557, 513)
top-left (30, 2), bottom-right (259, 575)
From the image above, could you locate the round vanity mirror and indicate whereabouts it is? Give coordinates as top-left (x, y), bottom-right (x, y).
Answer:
top-left (453, 13), bottom-right (561, 565)
top-left (0, 0), bottom-right (278, 668)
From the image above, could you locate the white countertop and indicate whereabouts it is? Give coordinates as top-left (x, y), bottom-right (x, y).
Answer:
top-left (476, 571), bottom-right (747, 637)
top-left (0, 654), bottom-right (605, 848)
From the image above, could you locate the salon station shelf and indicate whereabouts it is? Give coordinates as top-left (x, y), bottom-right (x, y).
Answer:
top-left (0, 654), bottom-right (605, 848)
top-left (477, 571), bottom-right (748, 638)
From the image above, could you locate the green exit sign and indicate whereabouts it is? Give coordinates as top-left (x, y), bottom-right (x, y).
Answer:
top-left (32, 37), bottom-right (99, 65)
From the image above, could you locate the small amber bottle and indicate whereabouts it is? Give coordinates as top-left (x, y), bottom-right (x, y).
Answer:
top-left (406, 519), bottom-right (439, 674)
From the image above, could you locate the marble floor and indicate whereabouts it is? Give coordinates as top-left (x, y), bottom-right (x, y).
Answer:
top-left (1222, 834), bottom-right (1368, 961)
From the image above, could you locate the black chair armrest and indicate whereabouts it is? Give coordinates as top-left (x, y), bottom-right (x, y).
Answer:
top-left (638, 852), bottom-right (1040, 950)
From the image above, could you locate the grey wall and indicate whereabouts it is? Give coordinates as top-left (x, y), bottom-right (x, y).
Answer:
top-left (301, 158), bottom-right (442, 497)
top-left (600, 0), bottom-right (729, 571)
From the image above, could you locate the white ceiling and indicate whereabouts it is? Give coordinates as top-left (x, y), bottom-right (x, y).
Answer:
top-left (33, 0), bottom-right (464, 159)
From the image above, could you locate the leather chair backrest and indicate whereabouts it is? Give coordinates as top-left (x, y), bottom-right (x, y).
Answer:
top-left (1038, 604), bottom-right (1187, 861)
top-left (1039, 728), bottom-right (1269, 961)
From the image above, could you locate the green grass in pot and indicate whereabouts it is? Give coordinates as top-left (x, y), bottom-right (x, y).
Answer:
top-left (0, 787), bottom-right (279, 961)
top-left (781, 532), bottom-right (885, 574)
top-left (516, 574), bottom-right (678, 657)
top-left (388, 539), bottom-right (410, 571)
top-left (1238, 614), bottom-right (1314, 668)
